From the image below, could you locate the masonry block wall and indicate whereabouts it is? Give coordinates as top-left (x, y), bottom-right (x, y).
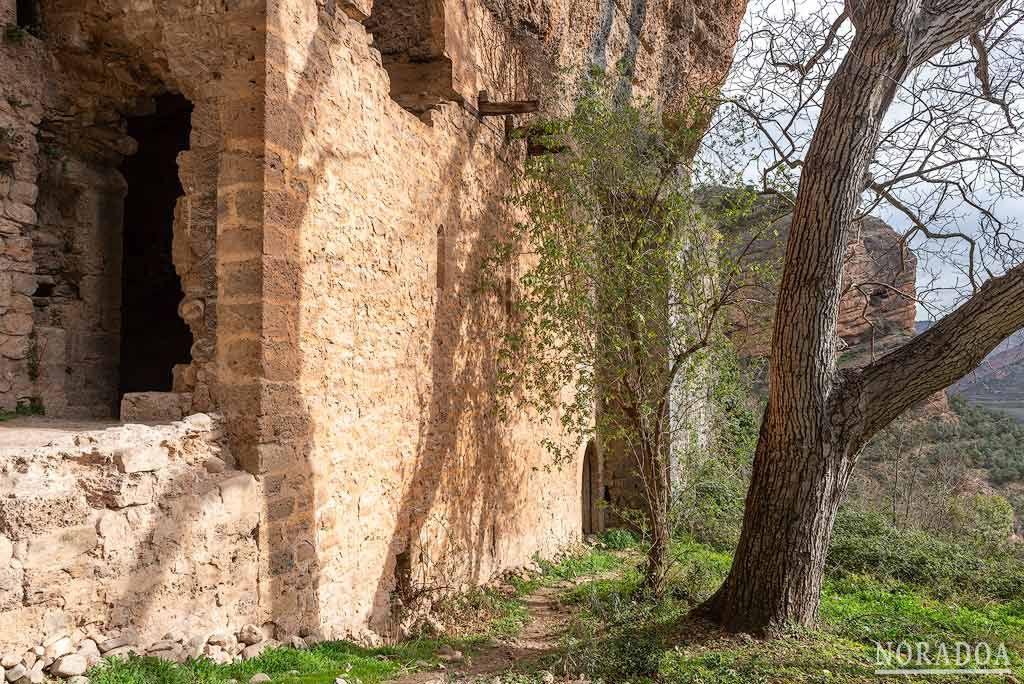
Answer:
top-left (0, 0), bottom-right (746, 652)
top-left (0, 417), bottom-right (260, 655)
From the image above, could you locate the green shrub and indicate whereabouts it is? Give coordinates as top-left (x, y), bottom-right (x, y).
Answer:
top-left (599, 528), bottom-right (637, 550)
top-left (828, 509), bottom-right (1024, 602)
top-left (947, 493), bottom-right (1015, 547)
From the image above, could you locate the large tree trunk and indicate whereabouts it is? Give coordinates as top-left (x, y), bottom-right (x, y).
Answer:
top-left (702, 0), bottom-right (1019, 634)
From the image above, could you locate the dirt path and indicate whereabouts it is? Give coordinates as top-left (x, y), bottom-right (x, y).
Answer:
top-left (393, 582), bottom-right (577, 683)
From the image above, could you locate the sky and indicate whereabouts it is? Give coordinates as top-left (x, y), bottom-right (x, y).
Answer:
top-left (708, 0), bottom-right (1024, 321)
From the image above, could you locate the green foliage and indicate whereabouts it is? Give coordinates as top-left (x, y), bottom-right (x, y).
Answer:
top-left (658, 635), bottom-right (876, 684)
top-left (485, 70), bottom-right (762, 471)
top-left (947, 493), bottom-right (1015, 548)
top-left (506, 546), bottom-right (625, 596)
top-left (673, 349), bottom-right (762, 550)
top-left (827, 509), bottom-right (1024, 602)
top-left (87, 640), bottom-right (450, 684)
top-left (485, 70), bottom-right (765, 592)
top-left (822, 575), bottom-right (1024, 650)
top-left (559, 541), bottom-right (732, 681)
top-left (537, 548), bottom-right (624, 582)
top-left (599, 528), bottom-right (638, 550)
top-left (560, 529), bottom-right (1024, 683)
top-left (862, 396), bottom-right (1024, 492)
top-left (946, 396), bottom-right (1024, 483)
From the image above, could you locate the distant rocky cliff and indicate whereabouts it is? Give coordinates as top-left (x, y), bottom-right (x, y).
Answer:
top-left (723, 196), bottom-right (949, 415)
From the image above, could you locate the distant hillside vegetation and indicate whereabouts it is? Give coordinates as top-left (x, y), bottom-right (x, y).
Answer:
top-left (850, 395), bottom-right (1024, 533)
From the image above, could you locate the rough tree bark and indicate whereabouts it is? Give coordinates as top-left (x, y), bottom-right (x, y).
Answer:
top-left (701, 0), bottom-right (1023, 633)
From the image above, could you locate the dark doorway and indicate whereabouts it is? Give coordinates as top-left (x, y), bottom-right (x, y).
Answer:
top-left (118, 93), bottom-right (193, 403)
top-left (16, 0), bottom-right (40, 28)
top-left (582, 440), bottom-right (599, 536)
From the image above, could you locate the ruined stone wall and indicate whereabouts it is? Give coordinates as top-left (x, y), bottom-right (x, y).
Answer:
top-left (257, 0), bottom-right (745, 638)
top-left (0, 0), bottom-right (267, 417)
top-left (0, 415), bottom-right (260, 655)
top-left (0, 0), bottom-right (746, 652)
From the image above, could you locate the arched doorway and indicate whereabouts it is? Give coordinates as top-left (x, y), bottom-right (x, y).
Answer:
top-left (582, 439), bottom-right (600, 536)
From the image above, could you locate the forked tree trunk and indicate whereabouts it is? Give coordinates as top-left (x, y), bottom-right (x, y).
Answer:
top-left (702, 0), bottom-right (1024, 633)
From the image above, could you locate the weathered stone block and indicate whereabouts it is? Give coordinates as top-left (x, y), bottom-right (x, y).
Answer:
top-left (119, 392), bottom-right (191, 422)
top-left (0, 495), bottom-right (91, 539)
top-left (22, 525), bottom-right (97, 570)
top-left (0, 565), bottom-right (23, 611)
top-left (219, 473), bottom-right (258, 512)
top-left (112, 474), bottom-right (155, 508)
top-left (113, 446), bottom-right (168, 474)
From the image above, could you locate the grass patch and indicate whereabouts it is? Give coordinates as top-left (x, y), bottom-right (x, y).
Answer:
top-left (509, 546), bottom-right (625, 595)
top-left (437, 586), bottom-right (530, 639)
top-left (658, 633), bottom-right (878, 684)
top-left (559, 540), bottom-right (727, 681)
top-left (827, 509), bottom-right (1024, 602)
top-left (822, 574), bottom-right (1024, 650)
top-left (558, 534), bottom-right (1024, 683)
top-left (87, 640), bottom-right (450, 684)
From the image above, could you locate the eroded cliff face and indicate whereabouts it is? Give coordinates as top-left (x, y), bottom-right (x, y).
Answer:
top-left (0, 0), bottom-right (746, 656)
top-left (726, 200), bottom-right (950, 415)
top-left (729, 209), bottom-right (916, 358)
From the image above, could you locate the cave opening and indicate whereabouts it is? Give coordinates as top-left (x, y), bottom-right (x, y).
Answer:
top-left (16, 0), bottom-right (40, 28)
top-left (117, 92), bottom-right (193, 405)
top-left (363, 0), bottom-right (459, 116)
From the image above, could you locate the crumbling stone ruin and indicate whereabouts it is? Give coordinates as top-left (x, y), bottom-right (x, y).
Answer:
top-left (0, 0), bottom-right (744, 668)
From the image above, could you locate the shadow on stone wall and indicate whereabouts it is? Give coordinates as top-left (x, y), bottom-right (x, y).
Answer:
top-left (367, 131), bottom-right (526, 634)
top-left (273, 0), bottom-right (538, 636)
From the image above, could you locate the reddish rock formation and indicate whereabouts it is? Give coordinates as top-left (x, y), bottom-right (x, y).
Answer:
top-left (725, 198), bottom-right (950, 416)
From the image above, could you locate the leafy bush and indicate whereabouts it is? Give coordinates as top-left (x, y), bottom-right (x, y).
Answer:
top-left (673, 350), bottom-right (761, 550)
top-left (600, 528), bottom-right (638, 550)
top-left (827, 509), bottom-right (1024, 602)
top-left (947, 493), bottom-right (1015, 547)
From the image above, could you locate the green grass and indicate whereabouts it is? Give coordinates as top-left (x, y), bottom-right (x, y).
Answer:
top-left (509, 547), bottom-right (625, 595)
top-left (658, 633), bottom-right (878, 684)
top-left (87, 639), bottom-right (453, 684)
top-left (558, 535), bottom-right (1024, 684)
top-left (822, 575), bottom-right (1024, 650)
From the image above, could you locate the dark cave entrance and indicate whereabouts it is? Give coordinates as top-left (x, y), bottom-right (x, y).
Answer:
top-left (16, 0), bottom-right (40, 28)
top-left (118, 93), bottom-right (193, 403)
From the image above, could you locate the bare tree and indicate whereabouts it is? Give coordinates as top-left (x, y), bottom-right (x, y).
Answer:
top-left (698, 0), bottom-right (1024, 632)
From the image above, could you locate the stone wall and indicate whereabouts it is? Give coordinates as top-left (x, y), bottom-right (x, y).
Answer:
top-left (0, 415), bottom-right (260, 655)
top-left (255, 0), bottom-right (744, 637)
top-left (0, 0), bottom-right (746, 653)
top-left (0, 0), bottom-right (266, 416)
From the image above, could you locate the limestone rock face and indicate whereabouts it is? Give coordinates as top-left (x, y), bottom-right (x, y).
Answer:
top-left (725, 199), bottom-right (949, 415)
top-left (728, 208), bottom-right (917, 357)
top-left (838, 217), bottom-right (918, 348)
